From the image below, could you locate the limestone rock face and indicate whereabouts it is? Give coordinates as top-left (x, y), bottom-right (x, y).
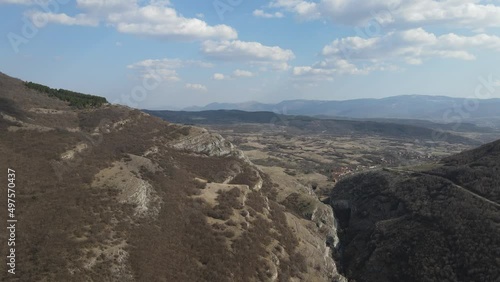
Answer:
top-left (169, 126), bottom-right (346, 282)
top-left (170, 127), bottom-right (246, 159)
top-left (311, 203), bottom-right (341, 249)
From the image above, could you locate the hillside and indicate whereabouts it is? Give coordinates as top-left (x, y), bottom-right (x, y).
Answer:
top-left (144, 109), bottom-right (282, 125)
top-left (146, 109), bottom-right (480, 145)
top-left (330, 139), bottom-right (500, 282)
top-left (0, 72), bottom-right (345, 281)
top-left (24, 81), bottom-right (108, 108)
top-left (341, 118), bottom-right (494, 134)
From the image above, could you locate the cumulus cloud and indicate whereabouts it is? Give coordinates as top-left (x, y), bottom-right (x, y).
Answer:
top-left (322, 28), bottom-right (500, 63)
top-left (128, 58), bottom-right (213, 69)
top-left (127, 58), bottom-right (213, 81)
top-left (233, 69), bottom-right (255, 77)
top-left (106, 4), bottom-right (237, 41)
top-left (27, 11), bottom-right (99, 27)
top-left (202, 40), bottom-right (295, 61)
top-left (252, 61), bottom-right (292, 71)
top-left (253, 9), bottom-right (284, 18)
top-left (294, 28), bottom-right (500, 80)
top-left (292, 59), bottom-right (390, 80)
top-left (212, 73), bottom-right (226, 80)
top-left (0, 0), bottom-right (38, 4)
top-left (201, 40), bottom-right (294, 70)
top-left (185, 83), bottom-right (207, 91)
top-left (292, 66), bottom-right (335, 81)
top-left (268, 0), bottom-right (500, 29)
top-left (23, 0), bottom-right (237, 41)
top-left (269, 0), bottom-right (320, 20)
top-left (213, 70), bottom-right (256, 80)
top-left (77, 0), bottom-right (137, 14)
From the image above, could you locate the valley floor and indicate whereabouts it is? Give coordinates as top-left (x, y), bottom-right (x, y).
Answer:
top-left (206, 123), bottom-right (474, 201)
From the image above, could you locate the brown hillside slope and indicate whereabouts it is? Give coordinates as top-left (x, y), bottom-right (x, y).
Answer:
top-left (331, 139), bottom-right (500, 282)
top-left (0, 72), bottom-right (345, 281)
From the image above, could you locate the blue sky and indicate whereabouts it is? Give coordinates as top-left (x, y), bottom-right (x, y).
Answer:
top-left (1, 0), bottom-right (500, 109)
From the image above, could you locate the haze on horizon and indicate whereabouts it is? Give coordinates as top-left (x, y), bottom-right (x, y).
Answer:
top-left (1, 0), bottom-right (500, 109)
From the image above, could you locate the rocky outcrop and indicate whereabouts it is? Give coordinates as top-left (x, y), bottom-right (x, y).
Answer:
top-left (285, 212), bottom-right (347, 282)
top-left (311, 203), bottom-right (340, 250)
top-left (92, 154), bottom-right (162, 218)
top-left (170, 127), bottom-right (247, 159)
top-left (170, 125), bottom-right (345, 281)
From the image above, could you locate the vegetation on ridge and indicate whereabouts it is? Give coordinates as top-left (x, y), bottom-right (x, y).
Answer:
top-left (24, 81), bottom-right (108, 108)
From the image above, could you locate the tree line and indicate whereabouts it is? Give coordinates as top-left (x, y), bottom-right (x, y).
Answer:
top-left (24, 81), bottom-right (108, 109)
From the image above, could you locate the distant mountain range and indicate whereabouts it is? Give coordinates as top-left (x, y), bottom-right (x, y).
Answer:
top-left (183, 95), bottom-right (500, 127)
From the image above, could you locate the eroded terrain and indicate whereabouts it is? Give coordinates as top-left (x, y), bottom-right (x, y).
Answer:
top-left (207, 124), bottom-right (476, 201)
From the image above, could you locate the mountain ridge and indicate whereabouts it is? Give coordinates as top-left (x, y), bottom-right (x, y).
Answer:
top-left (330, 138), bottom-right (500, 281)
top-left (0, 71), bottom-right (346, 281)
top-left (180, 95), bottom-right (500, 127)
top-left (145, 109), bottom-right (484, 145)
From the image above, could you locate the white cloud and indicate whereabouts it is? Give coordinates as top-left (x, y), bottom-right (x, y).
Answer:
top-left (322, 28), bottom-right (500, 63)
top-left (185, 83), bottom-right (207, 91)
top-left (395, 0), bottom-right (500, 28)
top-left (253, 9), bottom-right (284, 18)
top-left (268, 0), bottom-right (500, 29)
top-left (213, 70), bottom-right (256, 80)
top-left (233, 69), bottom-right (255, 77)
top-left (144, 69), bottom-right (180, 82)
top-left (23, 0), bottom-right (237, 41)
top-left (292, 66), bottom-right (336, 81)
top-left (77, 0), bottom-right (137, 14)
top-left (107, 4), bottom-right (237, 41)
top-left (294, 28), bottom-right (500, 80)
top-left (252, 61), bottom-right (291, 71)
top-left (27, 11), bottom-right (99, 28)
top-left (127, 58), bottom-right (213, 81)
top-left (213, 73), bottom-right (226, 80)
top-left (269, 0), bottom-right (320, 20)
top-left (0, 0), bottom-right (37, 4)
top-left (201, 40), bottom-right (295, 65)
top-left (128, 58), bottom-right (213, 69)
top-left (293, 59), bottom-right (387, 80)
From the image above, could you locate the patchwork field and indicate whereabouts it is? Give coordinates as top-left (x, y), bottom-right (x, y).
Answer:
top-left (206, 123), bottom-right (477, 201)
